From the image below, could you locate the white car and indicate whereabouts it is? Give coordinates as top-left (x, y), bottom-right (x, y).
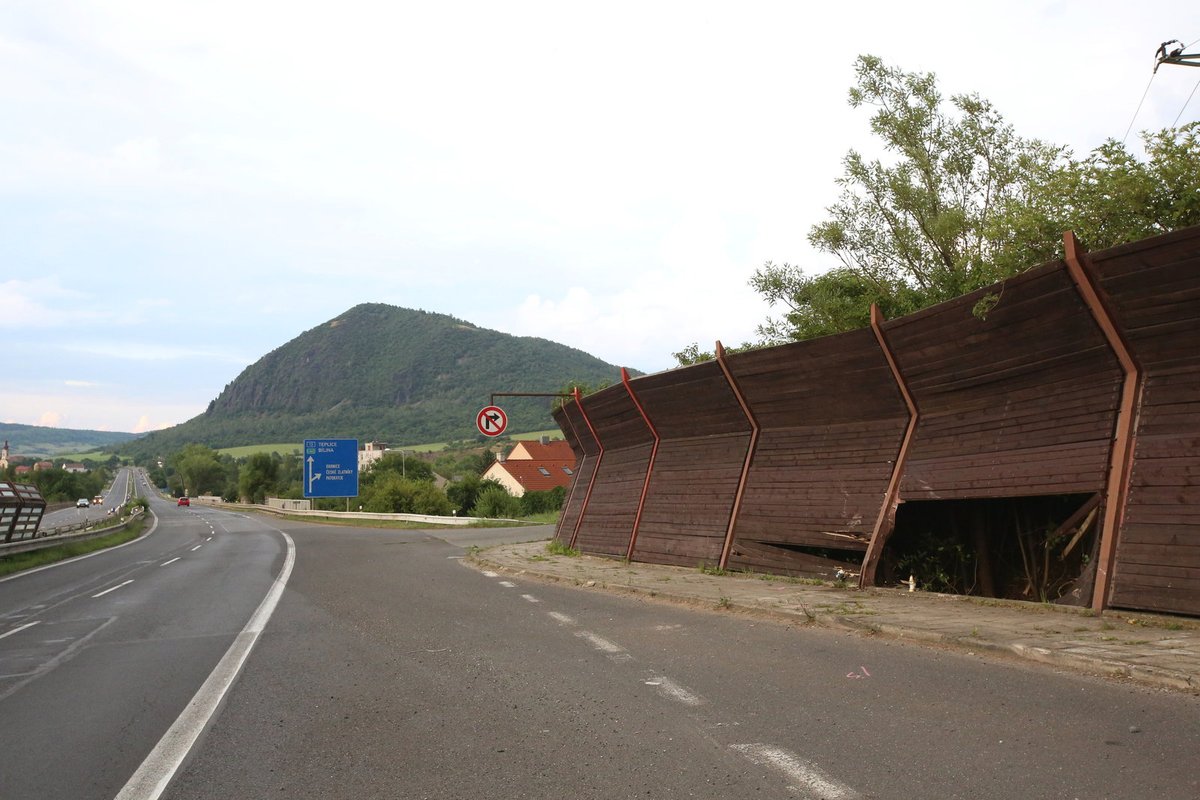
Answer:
top-left (76, 498), bottom-right (89, 508)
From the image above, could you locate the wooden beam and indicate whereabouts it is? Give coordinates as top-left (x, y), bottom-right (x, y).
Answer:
top-left (860, 304), bottom-right (920, 588)
top-left (714, 341), bottom-right (760, 571)
top-left (622, 368), bottom-right (660, 561)
top-left (1062, 231), bottom-right (1144, 613)
top-left (568, 387), bottom-right (605, 551)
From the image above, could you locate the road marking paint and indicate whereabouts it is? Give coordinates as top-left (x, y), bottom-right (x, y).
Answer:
top-left (0, 511), bottom-right (159, 584)
top-left (161, 557), bottom-right (180, 566)
top-left (730, 744), bottom-right (857, 799)
top-left (93, 579), bottom-right (135, 598)
top-left (190, 545), bottom-right (203, 551)
top-left (446, 556), bottom-right (463, 559)
top-left (548, 612), bottom-right (575, 625)
top-left (499, 581), bottom-right (516, 588)
top-left (0, 621), bottom-right (40, 640)
top-left (206, 536), bottom-right (213, 542)
top-left (521, 594), bottom-right (540, 603)
top-left (115, 529), bottom-right (296, 800)
top-left (481, 571), bottom-right (499, 578)
top-left (644, 676), bottom-right (705, 706)
top-left (576, 631), bottom-right (624, 654)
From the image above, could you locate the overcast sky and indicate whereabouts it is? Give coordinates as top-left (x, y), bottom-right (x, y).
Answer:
top-left (2, 1), bottom-right (1197, 434)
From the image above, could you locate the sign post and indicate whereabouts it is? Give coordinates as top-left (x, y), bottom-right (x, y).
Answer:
top-left (303, 439), bottom-right (359, 498)
top-left (476, 406), bottom-right (508, 437)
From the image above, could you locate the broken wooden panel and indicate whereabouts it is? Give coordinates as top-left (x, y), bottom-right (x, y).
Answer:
top-left (628, 362), bottom-right (750, 566)
top-left (882, 262), bottom-right (1124, 501)
top-left (570, 383), bottom-right (653, 557)
top-left (553, 402), bottom-right (595, 544)
top-left (1090, 227), bottom-right (1200, 615)
top-left (727, 538), bottom-right (858, 580)
top-left (724, 328), bottom-right (909, 568)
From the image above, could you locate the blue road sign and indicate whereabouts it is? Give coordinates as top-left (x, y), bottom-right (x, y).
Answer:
top-left (303, 439), bottom-right (359, 498)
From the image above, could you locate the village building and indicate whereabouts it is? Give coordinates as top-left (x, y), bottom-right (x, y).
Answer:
top-left (482, 436), bottom-right (576, 498)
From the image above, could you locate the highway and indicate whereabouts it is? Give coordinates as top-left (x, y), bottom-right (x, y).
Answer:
top-left (3, 494), bottom-right (1198, 799)
top-left (0, 471), bottom-right (288, 799)
top-left (37, 465), bottom-right (135, 531)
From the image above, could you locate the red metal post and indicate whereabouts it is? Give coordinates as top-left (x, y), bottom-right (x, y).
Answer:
top-left (860, 304), bottom-right (919, 588)
top-left (714, 341), bottom-right (760, 571)
top-left (1062, 231), bottom-right (1143, 613)
top-left (622, 368), bottom-right (659, 561)
top-left (568, 387), bottom-right (605, 551)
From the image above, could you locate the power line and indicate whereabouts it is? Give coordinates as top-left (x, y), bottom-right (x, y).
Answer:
top-left (1122, 72), bottom-right (1157, 144)
top-left (1171, 74), bottom-right (1200, 128)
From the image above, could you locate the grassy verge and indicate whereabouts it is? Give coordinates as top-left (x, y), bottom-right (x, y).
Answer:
top-left (0, 518), bottom-right (146, 578)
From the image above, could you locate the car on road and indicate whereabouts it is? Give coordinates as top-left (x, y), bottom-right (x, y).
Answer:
top-left (177, 497), bottom-right (190, 506)
top-left (76, 498), bottom-right (89, 508)
top-left (92, 495), bottom-right (103, 505)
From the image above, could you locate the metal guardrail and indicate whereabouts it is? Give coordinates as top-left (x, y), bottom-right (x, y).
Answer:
top-left (0, 508), bottom-right (146, 559)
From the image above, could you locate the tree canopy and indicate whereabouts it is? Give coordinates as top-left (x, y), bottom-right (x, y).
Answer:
top-left (677, 55), bottom-right (1200, 362)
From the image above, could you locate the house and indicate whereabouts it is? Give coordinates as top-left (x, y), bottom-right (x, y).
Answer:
top-left (33, 461), bottom-right (53, 471)
top-left (62, 462), bottom-right (88, 473)
top-left (482, 436), bottom-right (576, 497)
top-left (359, 441), bottom-right (389, 471)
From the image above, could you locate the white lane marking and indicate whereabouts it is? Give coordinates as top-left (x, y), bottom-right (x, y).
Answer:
top-left (115, 529), bottom-right (296, 800)
top-left (206, 536), bottom-right (213, 542)
top-left (521, 594), bottom-right (540, 603)
top-left (548, 612), bottom-right (575, 625)
top-left (0, 621), bottom-right (40, 640)
top-left (481, 571), bottom-right (499, 578)
top-left (0, 511), bottom-right (159, 584)
top-left (190, 545), bottom-right (202, 551)
top-left (644, 676), bottom-right (705, 707)
top-left (575, 631), bottom-right (624, 654)
top-left (93, 579), bottom-right (135, 598)
top-left (499, 581), bottom-right (516, 588)
top-left (161, 558), bottom-right (180, 566)
top-left (730, 744), bottom-right (857, 799)
top-left (446, 556), bottom-right (463, 560)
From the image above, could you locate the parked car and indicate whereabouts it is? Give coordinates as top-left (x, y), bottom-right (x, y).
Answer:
top-left (76, 498), bottom-right (89, 508)
top-left (177, 497), bottom-right (190, 506)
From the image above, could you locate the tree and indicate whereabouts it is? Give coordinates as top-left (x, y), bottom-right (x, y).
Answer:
top-left (474, 485), bottom-right (521, 519)
top-left (738, 56), bottom-right (1200, 347)
top-left (170, 444), bottom-right (226, 497)
top-left (239, 452), bottom-right (279, 504)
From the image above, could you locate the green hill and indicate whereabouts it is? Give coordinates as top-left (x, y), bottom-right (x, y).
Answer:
top-left (0, 423), bottom-right (139, 458)
top-left (120, 303), bottom-right (626, 458)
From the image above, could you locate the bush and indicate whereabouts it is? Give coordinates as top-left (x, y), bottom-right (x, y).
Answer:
top-left (473, 486), bottom-right (521, 519)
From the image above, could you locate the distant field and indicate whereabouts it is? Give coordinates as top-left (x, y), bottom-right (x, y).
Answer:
top-left (215, 429), bottom-right (565, 459)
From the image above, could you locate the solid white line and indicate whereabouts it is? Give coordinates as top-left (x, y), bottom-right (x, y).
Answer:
top-left (190, 545), bottom-right (202, 552)
top-left (575, 631), bottom-right (624, 654)
top-left (93, 579), bottom-right (134, 598)
top-left (645, 676), bottom-right (705, 707)
top-left (521, 594), bottom-right (540, 603)
top-left (0, 621), bottom-right (40, 640)
top-left (114, 529), bottom-right (296, 800)
top-left (161, 558), bottom-right (180, 566)
top-left (730, 744), bottom-right (857, 799)
top-left (499, 581), bottom-right (516, 588)
top-left (548, 612), bottom-right (575, 625)
top-left (0, 511), bottom-right (159, 584)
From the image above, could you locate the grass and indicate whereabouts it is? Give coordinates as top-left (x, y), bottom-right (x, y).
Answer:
top-left (698, 563), bottom-right (728, 576)
top-left (546, 539), bottom-right (580, 557)
top-left (0, 519), bottom-right (146, 577)
top-left (717, 596), bottom-right (733, 609)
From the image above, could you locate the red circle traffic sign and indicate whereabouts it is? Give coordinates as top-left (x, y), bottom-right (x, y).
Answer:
top-left (476, 405), bottom-right (508, 437)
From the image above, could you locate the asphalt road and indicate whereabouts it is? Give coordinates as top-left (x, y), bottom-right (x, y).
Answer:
top-left (0, 480), bottom-right (287, 800)
top-left (150, 518), bottom-right (1199, 800)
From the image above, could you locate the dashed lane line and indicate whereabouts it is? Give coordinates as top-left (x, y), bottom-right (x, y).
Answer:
top-left (0, 621), bottom-right (40, 640)
top-left (190, 545), bottom-right (202, 552)
top-left (547, 612), bottom-right (576, 625)
top-left (644, 675), bottom-right (705, 707)
top-left (161, 558), bottom-right (180, 566)
top-left (499, 581), bottom-right (516, 588)
top-left (730, 744), bottom-right (857, 800)
top-left (575, 631), bottom-right (624, 654)
top-left (521, 594), bottom-right (540, 603)
top-left (93, 579), bottom-right (134, 598)
top-left (481, 571), bottom-right (499, 578)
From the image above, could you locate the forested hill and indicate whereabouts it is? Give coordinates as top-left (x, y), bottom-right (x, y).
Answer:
top-left (0, 423), bottom-right (138, 458)
top-left (122, 303), bottom-right (627, 455)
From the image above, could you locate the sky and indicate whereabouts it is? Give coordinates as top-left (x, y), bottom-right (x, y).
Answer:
top-left (2, 1), bottom-right (1197, 434)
